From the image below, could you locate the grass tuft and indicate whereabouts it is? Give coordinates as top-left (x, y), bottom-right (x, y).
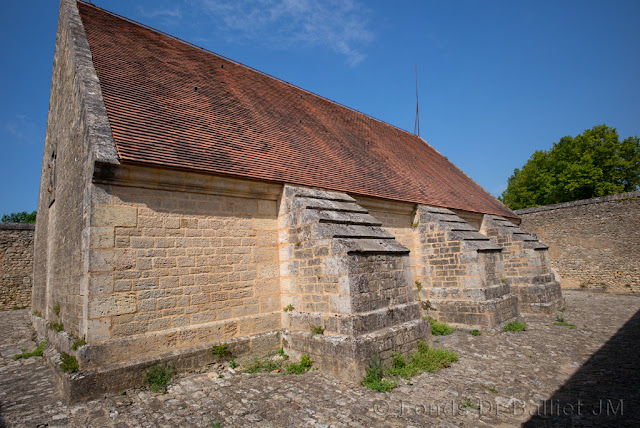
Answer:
top-left (59, 352), bottom-right (79, 373)
top-left (503, 320), bottom-right (528, 332)
top-left (49, 322), bottom-right (64, 332)
top-left (391, 352), bottom-right (406, 370)
top-left (461, 398), bottom-right (479, 409)
top-left (553, 321), bottom-right (575, 327)
top-left (72, 337), bottom-right (86, 351)
top-left (241, 351), bottom-right (312, 375)
top-left (470, 329), bottom-right (481, 336)
top-left (361, 355), bottom-right (396, 392)
top-left (244, 356), bottom-right (281, 373)
top-left (277, 347), bottom-right (289, 359)
top-left (426, 318), bottom-right (454, 336)
top-left (145, 364), bottom-right (172, 393)
top-left (283, 304), bottom-right (295, 312)
top-left (13, 339), bottom-right (47, 360)
top-left (362, 341), bottom-right (458, 392)
top-left (386, 341), bottom-right (458, 379)
top-left (211, 343), bottom-right (231, 358)
top-left (286, 355), bottom-right (313, 374)
top-left (482, 384), bottom-right (499, 394)
top-left (310, 325), bottom-right (325, 335)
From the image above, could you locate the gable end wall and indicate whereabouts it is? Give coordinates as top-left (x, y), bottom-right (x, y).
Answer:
top-left (33, 0), bottom-right (119, 336)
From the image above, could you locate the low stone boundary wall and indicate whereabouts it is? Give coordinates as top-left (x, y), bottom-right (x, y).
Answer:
top-left (0, 222), bottom-right (35, 309)
top-left (516, 191), bottom-right (640, 293)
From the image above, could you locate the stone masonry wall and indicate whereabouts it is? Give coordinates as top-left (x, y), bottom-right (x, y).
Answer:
top-left (516, 191), bottom-right (640, 293)
top-left (279, 185), bottom-right (429, 382)
top-left (77, 178), bottom-right (282, 369)
top-left (0, 223), bottom-right (35, 310)
top-left (412, 205), bottom-right (519, 328)
top-left (480, 215), bottom-right (563, 313)
top-left (279, 186), bottom-right (417, 334)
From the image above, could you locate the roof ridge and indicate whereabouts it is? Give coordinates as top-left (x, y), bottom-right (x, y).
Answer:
top-left (77, 1), bottom-right (420, 141)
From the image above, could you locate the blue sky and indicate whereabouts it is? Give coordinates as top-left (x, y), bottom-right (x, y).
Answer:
top-left (1, 0), bottom-right (639, 216)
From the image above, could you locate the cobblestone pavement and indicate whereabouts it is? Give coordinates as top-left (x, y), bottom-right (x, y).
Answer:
top-left (1, 290), bottom-right (639, 427)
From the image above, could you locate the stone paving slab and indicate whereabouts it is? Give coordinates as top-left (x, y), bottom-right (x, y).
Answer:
top-left (1, 290), bottom-right (639, 427)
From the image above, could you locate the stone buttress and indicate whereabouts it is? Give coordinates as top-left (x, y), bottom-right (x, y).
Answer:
top-left (412, 206), bottom-right (520, 328)
top-left (480, 215), bottom-right (564, 313)
top-left (278, 185), bottom-right (430, 382)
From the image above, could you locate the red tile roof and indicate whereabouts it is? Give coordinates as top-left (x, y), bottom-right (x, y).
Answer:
top-left (77, 2), bottom-right (516, 219)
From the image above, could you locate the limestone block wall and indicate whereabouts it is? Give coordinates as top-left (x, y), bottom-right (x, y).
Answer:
top-left (412, 205), bottom-right (519, 328)
top-left (516, 191), bottom-right (640, 293)
top-left (0, 223), bottom-right (35, 310)
top-left (77, 172), bottom-right (282, 369)
top-left (480, 215), bottom-right (564, 313)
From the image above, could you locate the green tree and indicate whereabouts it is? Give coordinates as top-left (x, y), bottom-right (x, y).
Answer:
top-left (500, 125), bottom-right (640, 210)
top-left (1, 211), bottom-right (37, 223)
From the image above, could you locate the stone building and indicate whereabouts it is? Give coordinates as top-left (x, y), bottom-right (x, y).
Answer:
top-left (33, 0), bottom-right (563, 400)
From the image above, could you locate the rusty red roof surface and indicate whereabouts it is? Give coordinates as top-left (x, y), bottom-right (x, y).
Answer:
top-left (77, 2), bottom-right (516, 219)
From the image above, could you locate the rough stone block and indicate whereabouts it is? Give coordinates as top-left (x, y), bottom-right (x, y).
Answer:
top-left (89, 227), bottom-right (115, 248)
top-left (88, 273), bottom-right (113, 295)
top-left (92, 205), bottom-right (137, 227)
top-left (86, 318), bottom-right (111, 342)
top-left (88, 293), bottom-right (136, 318)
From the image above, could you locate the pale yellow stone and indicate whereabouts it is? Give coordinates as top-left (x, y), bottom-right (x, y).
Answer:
top-left (90, 227), bottom-right (115, 249)
top-left (252, 218), bottom-right (276, 231)
top-left (258, 231), bottom-right (278, 246)
top-left (86, 318), bottom-right (112, 342)
top-left (278, 245), bottom-right (293, 262)
top-left (258, 263), bottom-right (279, 279)
top-left (255, 278), bottom-right (279, 296)
top-left (252, 247), bottom-right (277, 263)
top-left (279, 277), bottom-right (296, 294)
top-left (88, 249), bottom-right (114, 272)
top-left (255, 312), bottom-right (280, 331)
top-left (88, 293), bottom-right (137, 318)
top-left (257, 200), bottom-right (277, 215)
top-left (88, 273), bottom-right (113, 295)
top-left (92, 205), bottom-right (137, 227)
top-left (259, 296), bottom-right (280, 312)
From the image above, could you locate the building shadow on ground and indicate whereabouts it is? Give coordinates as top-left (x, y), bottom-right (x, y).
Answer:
top-left (523, 307), bottom-right (640, 427)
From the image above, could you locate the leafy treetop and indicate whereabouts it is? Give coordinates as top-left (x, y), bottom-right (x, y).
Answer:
top-left (499, 125), bottom-right (640, 210)
top-left (1, 211), bottom-right (37, 223)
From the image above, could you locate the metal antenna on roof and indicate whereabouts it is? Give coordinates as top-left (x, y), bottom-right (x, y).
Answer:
top-left (414, 65), bottom-right (420, 137)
